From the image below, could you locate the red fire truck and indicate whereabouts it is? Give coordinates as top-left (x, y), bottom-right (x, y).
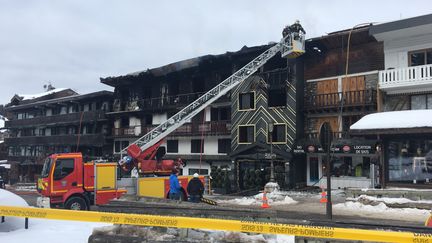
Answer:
top-left (36, 152), bottom-right (200, 210)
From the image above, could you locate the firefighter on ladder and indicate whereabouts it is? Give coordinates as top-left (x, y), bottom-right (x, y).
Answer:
top-left (282, 20), bottom-right (306, 40)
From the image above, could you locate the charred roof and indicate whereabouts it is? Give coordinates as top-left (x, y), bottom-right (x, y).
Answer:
top-left (304, 25), bottom-right (376, 56)
top-left (100, 44), bottom-right (273, 87)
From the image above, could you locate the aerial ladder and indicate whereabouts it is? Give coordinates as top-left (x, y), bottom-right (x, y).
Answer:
top-left (120, 24), bottom-right (306, 175)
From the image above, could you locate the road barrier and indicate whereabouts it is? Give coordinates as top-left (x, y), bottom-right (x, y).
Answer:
top-left (0, 205), bottom-right (431, 243)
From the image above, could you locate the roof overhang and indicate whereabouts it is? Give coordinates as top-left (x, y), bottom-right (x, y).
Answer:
top-left (370, 14), bottom-right (432, 41)
top-left (350, 110), bottom-right (432, 134)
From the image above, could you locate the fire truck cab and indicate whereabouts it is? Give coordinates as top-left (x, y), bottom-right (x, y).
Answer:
top-left (37, 153), bottom-right (126, 210)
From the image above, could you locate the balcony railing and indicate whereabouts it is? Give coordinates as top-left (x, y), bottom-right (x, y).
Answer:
top-left (379, 64), bottom-right (432, 94)
top-left (5, 111), bottom-right (106, 128)
top-left (112, 121), bottom-right (231, 137)
top-left (305, 89), bottom-right (376, 111)
top-left (112, 92), bottom-right (230, 112)
top-left (112, 126), bottom-right (142, 137)
top-left (4, 134), bottom-right (106, 146)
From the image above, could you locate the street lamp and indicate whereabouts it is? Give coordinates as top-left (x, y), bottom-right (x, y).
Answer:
top-left (264, 121), bottom-right (279, 193)
top-left (268, 122), bottom-right (275, 183)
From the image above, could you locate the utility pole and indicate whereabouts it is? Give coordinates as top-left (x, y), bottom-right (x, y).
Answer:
top-left (326, 130), bottom-right (332, 219)
top-left (320, 122), bottom-right (332, 220)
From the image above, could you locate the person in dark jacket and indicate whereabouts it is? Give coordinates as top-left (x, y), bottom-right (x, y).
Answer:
top-left (187, 173), bottom-right (204, 203)
top-left (169, 169), bottom-right (182, 200)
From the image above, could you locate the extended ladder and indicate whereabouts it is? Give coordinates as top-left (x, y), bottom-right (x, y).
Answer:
top-left (121, 33), bottom-right (305, 154)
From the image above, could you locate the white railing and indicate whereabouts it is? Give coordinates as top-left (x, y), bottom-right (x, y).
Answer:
top-left (379, 64), bottom-right (432, 91)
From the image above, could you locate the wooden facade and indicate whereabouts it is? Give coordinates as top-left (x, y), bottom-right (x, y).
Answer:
top-left (4, 91), bottom-right (113, 183)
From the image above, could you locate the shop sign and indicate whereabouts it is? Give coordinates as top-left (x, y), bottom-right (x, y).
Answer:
top-left (307, 145), bottom-right (316, 153)
top-left (293, 145), bottom-right (305, 154)
top-left (293, 145), bottom-right (325, 154)
top-left (331, 144), bottom-right (373, 154)
top-left (264, 153), bottom-right (276, 159)
top-left (353, 145), bottom-right (373, 154)
top-left (342, 145), bottom-right (351, 153)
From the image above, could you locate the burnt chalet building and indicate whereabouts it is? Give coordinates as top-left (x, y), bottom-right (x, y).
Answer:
top-left (296, 26), bottom-right (384, 188)
top-left (4, 90), bottom-right (112, 183)
top-left (101, 43), bottom-right (302, 186)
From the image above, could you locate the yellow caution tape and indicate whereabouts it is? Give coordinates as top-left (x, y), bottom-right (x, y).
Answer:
top-left (0, 205), bottom-right (430, 243)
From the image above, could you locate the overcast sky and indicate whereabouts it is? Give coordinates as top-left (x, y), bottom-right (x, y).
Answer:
top-left (0, 0), bottom-right (430, 105)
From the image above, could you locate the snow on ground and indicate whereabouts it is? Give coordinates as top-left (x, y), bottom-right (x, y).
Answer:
top-left (14, 185), bottom-right (37, 192)
top-left (351, 194), bottom-right (432, 204)
top-left (217, 189), bottom-right (298, 206)
top-left (0, 189), bottom-right (29, 232)
top-left (334, 201), bottom-right (431, 222)
top-left (0, 189), bottom-right (110, 242)
top-left (0, 219), bottom-right (110, 243)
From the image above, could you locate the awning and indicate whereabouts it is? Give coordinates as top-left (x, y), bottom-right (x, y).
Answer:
top-left (293, 138), bottom-right (324, 154)
top-left (330, 138), bottom-right (378, 155)
top-left (350, 110), bottom-right (432, 132)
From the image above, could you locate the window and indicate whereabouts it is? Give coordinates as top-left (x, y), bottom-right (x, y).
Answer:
top-left (211, 107), bottom-right (230, 121)
top-left (114, 140), bottom-right (129, 153)
top-left (239, 92), bottom-right (255, 110)
top-left (191, 139), bottom-right (203, 153)
top-left (411, 94), bottom-right (432, 110)
top-left (238, 125), bottom-right (254, 144)
top-left (309, 157), bottom-right (319, 182)
top-left (331, 156), bottom-right (370, 178)
top-left (268, 89), bottom-right (287, 107)
top-left (409, 49), bottom-right (432, 66)
top-left (218, 139), bottom-right (231, 153)
top-left (114, 141), bottom-right (120, 153)
top-left (268, 124), bottom-right (287, 143)
top-left (167, 140), bottom-right (179, 153)
top-left (53, 159), bottom-right (74, 180)
top-left (388, 139), bottom-right (432, 184)
top-left (188, 168), bottom-right (209, 175)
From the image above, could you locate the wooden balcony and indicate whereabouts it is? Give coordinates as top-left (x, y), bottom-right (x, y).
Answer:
top-left (379, 64), bottom-right (432, 94)
top-left (4, 134), bottom-right (106, 146)
top-left (110, 92), bottom-right (230, 113)
top-left (5, 111), bottom-right (106, 128)
top-left (305, 131), bottom-right (350, 140)
top-left (112, 121), bottom-right (231, 138)
top-left (305, 89), bottom-right (376, 113)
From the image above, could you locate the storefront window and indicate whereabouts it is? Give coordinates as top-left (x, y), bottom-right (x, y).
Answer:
top-left (310, 157), bottom-right (319, 182)
top-left (387, 140), bottom-right (432, 184)
top-left (331, 156), bottom-right (370, 178)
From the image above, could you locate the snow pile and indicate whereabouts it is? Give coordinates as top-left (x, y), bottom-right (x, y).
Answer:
top-left (218, 189), bottom-right (298, 206)
top-left (0, 189), bottom-right (29, 232)
top-left (15, 185), bottom-right (37, 192)
top-left (350, 110), bottom-right (432, 130)
top-left (93, 225), bottom-right (295, 243)
top-left (352, 195), bottom-right (432, 205)
top-left (0, 189), bottom-right (110, 242)
top-left (18, 88), bottom-right (68, 101)
top-left (334, 201), bottom-right (430, 221)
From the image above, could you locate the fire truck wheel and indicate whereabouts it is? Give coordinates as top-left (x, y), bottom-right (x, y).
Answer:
top-left (65, 197), bottom-right (88, 210)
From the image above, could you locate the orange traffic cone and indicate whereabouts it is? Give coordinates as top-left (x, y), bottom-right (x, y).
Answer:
top-left (320, 189), bottom-right (328, 203)
top-left (426, 213), bottom-right (432, 227)
top-left (261, 192), bottom-right (270, 209)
